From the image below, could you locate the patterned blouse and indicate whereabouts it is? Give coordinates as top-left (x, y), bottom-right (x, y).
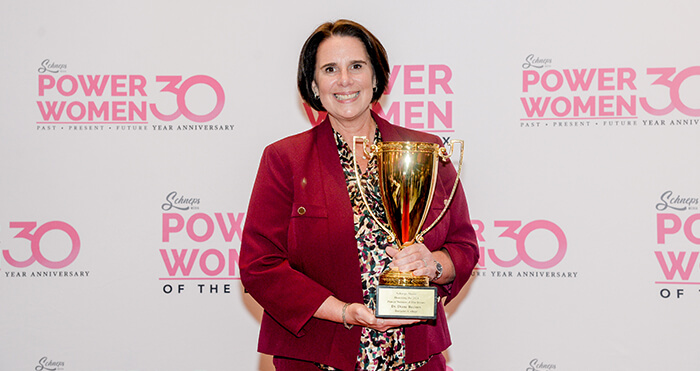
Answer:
top-left (316, 129), bottom-right (429, 371)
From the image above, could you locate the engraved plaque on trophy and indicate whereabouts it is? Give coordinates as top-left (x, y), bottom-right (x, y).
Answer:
top-left (353, 138), bottom-right (464, 319)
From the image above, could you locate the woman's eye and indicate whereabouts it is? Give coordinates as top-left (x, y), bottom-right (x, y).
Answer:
top-left (351, 63), bottom-right (363, 70)
top-left (324, 66), bottom-right (336, 73)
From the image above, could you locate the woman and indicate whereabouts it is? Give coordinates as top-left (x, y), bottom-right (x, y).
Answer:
top-left (240, 20), bottom-right (479, 370)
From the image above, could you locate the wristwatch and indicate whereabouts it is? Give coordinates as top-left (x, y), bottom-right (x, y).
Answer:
top-left (433, 260), bottom-right (443, 281)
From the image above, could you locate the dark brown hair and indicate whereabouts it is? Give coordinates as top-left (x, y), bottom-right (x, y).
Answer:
top-left (297, 19), bottom-right (390, 112)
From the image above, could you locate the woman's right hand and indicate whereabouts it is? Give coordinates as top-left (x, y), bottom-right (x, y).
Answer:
top-left (346, 303), bottom-right (423, 332)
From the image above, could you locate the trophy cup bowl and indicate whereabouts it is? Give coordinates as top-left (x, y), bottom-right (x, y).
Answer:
top-left (374, 141), bottom-right (439, 288)
top-left (353, 137), bottom-right (464, 319)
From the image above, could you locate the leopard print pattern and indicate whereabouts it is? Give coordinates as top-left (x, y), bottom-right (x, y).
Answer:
top-left (316, 129), bottom-right (429, 371)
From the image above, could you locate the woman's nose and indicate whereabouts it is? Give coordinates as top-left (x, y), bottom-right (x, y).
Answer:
top-left (338, 68), bottom-right (351, 86)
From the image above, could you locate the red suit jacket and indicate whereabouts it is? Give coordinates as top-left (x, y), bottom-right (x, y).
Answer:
top-left (240, 112), bottom-right (479, 370)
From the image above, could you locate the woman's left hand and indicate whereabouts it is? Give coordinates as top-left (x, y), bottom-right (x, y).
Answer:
top-left (386, 243), bottom-right (437, 281)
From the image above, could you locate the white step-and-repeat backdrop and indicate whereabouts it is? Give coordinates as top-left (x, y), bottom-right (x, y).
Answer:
top-left (1, 1), bottom-right (699, 370)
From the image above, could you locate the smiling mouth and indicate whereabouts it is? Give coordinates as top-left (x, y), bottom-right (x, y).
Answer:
top-left (334, 92), bottom-right (360, 101)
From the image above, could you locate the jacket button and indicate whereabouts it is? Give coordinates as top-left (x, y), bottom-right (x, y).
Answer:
top-left (297, 206), bottom-right (306, 215)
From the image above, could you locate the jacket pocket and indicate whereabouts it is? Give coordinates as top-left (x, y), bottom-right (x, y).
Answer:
top-left (288, 203), bottom-right (329, 269)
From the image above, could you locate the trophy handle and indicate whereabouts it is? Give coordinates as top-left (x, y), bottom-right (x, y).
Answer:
top-left (352, 136), bottom-right (397, 244)
top-left (415, 139), bottom-right (465, 244)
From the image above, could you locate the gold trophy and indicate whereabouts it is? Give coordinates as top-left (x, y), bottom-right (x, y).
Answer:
top-left (353, 137), bottom-right (464, 319)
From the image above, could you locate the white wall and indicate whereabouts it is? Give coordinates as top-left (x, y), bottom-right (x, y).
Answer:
top-left (1, 1), bottom-right (699, 370)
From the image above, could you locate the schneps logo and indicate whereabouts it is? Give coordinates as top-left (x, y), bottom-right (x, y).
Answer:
top-left (522, 54), bottom-right (552, 69)
top-left (35, 356), bottom-right (65, 371)
top-left (37, 59), bottom-right (67, 74)
top-left (161, 191), bottom-right (201, 211)
top-left (656, 190), bottom-right (699, 211)
top-left (526, 358), bottom-right (557, 371)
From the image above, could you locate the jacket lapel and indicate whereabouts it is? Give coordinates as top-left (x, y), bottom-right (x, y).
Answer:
top-left (314, 118), bottom-right (364, 300)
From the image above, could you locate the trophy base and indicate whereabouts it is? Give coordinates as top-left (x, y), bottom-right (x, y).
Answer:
top-left (375, 269), bottom-right (437, 319)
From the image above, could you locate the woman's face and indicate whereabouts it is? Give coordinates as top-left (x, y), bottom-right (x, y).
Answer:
top-left (312, 36), bottom-right (376, 125)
